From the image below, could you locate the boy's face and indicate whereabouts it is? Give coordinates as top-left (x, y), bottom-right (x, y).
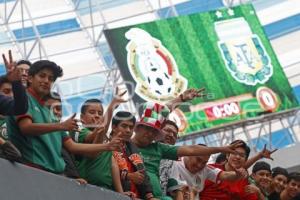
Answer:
top-left (112, 120), bottom-right (134, 141)
top-left (81, 103), bottom-right (104, 128)
top-left (0, 82), bottom-right (13, 97)
top-left (17, 63), bottom-right (30, 87)
top-left (272, 174), bottom-right (288, 193)
top-left (185, 155), bottom-right (210, 174)
top-left (285, 179), bottom-right (300, 198)
top-left (28, 68), bottom-right (54, 97)
top-left (227, 147), bottom-right (247, 169)
top-left (252, 170), bottom-right (272, 190)
top-left (161, 123), bottom-right (178, 145)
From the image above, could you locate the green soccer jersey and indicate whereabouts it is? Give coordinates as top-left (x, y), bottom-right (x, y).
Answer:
top-left (6, 91), bottom-right (67, 173)
top-left (0, 118), bottom-right (8, 141)
top-left (77, 151), bottom-right (113, 189)
top-left (138, 142), bottom-right (179, 199)
top-left (72, 127), bottom-right (113, 190)
top-left (70, 127), bottom-right (90, 164)
top-left (71, 127), bottom-right (90, 144)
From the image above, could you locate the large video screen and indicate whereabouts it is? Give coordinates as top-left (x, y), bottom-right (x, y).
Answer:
top-left (104, 4), bottom-right (299, 136)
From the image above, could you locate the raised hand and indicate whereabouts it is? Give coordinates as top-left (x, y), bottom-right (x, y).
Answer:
top-left (181, 87), bottom-right (206, 102)
top-left (111, 86), bottom-right (128, 108)
top-left (259, 144), bottom-right (277, 160)
top-left (220, 140), bottom-right (244, 154)
top-left (91, 124), bottom-right (109, 143)
top-left (60, 113), bottom-right (79, 132)
top-left (2, 50), bottom-right (22, 82)
top-left (245, 184), bottom-right (266, 200)
top-left (92, 124), bottom-right (105, 135)
top-left (1, 141), bottom-right (22, 161)
top-left (75, 178), bottom-right (88, 185)
top-left (107, 132), bottom-right (123, 151)
top-left (245, 184), bottom-right (260, 194)
top-left (179, 186), bottom-right (196, 200)
top-left (122, 191), bottom-right (137, 199)
top-left (233, 167), bottom-right (248, 179)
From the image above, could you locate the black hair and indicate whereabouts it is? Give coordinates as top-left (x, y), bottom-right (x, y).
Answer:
top-left (112, 111), bottom-right (136, 126)
top-left (16, 59), bottom-right (32, 67)
top-left (80, 99), bottom-right (102, 114)
top-left (272, 167), bottom-right (288, 178)
top-left (0, 75), bottom-right (10, 87)
top-left (44, 91), bottom-right (61, 102)
top-left (29, 60), bottom-right (63, 81)
top-left (288, 172), bottom-right (300, 183)
top-left (215, 153), bottom-right (227, 164)
top-left (161, 119), bottom-right (179, 132)
top-left (230, 140), bottom-right (251, 159)
top-left (252, 161), bottom-right (271, 173)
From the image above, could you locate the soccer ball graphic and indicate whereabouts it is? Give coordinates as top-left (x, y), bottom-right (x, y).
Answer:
top-left (138, 49), bottom-right (174, 96)
top-left (147, 70), bottom-right (173, 95)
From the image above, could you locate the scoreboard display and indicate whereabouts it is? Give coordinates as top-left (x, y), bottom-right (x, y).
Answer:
top-left (104, 4), bottom-right (299, 136)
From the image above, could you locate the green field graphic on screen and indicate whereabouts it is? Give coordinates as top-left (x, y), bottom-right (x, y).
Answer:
top-left (104, 4), bottom-right (299, 137)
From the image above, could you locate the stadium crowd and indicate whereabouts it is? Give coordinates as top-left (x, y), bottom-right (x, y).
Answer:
top-left (0, 50), bottom-right (300, 200)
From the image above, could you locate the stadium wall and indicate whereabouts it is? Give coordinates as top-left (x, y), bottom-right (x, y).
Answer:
top-left (0, 158), bottom-right (129, 200)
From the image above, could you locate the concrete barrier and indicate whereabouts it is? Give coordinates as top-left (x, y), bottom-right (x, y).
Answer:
top-left (0, 158), bottom-right (129, 200)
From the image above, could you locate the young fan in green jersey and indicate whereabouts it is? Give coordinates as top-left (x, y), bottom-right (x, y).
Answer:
top-left (6, 60), bottom-right (122, 174)
top-left (110, 111), bottom-right (156, 200)
top-left (44, 92), bottom-right (87, 185)
top-left (71, 92), bottom-right (132, 195)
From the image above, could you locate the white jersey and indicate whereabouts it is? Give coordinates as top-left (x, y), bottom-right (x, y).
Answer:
top-left (167, 159), bottom-right (222, 198)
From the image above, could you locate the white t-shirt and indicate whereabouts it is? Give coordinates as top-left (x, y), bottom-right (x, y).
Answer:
top-left (167, 159), bottom-right (222, 197)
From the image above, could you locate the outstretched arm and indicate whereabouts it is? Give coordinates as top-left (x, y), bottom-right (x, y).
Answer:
top-left (244, 144), bottom-right (277, 169)
top-left (103, 87), bottom-right (127, 134)
top-left (219, 168), bottom-right (248, 181)
top-left (18, 114), bottom-right (78, 136)
top-left (63, 136), bottom-right (122, 157)
top-left (177, 141), bottom-right (243, 157)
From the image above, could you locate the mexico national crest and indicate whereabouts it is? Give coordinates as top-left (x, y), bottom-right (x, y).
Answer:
top-left (215, 17), bottom-right (273, 86)
top-left (125, 28), bottom-right (187, 103)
